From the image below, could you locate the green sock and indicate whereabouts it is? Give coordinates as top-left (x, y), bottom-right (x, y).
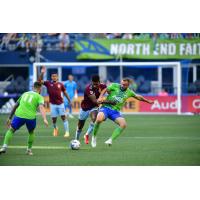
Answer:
top-left (3, 129), bottom-right (14, 147)
top-left (111, 127), bottom-right (124, 140)
top-left (93, 123), bottom-right (100, 137)
top-left (27, 131), bottom-right (35, 149)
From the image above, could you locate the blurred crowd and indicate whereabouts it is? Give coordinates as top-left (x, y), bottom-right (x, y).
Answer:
top-left (0, 33), bottom-right (199, 52)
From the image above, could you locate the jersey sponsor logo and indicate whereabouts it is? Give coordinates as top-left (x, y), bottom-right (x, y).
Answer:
top-left (192, 99), bottom-right (200, 109)
top-left (58, 84), bottom-right (61, 88)
top-left (151, 100), bottom-right (177, 110)
top-left (113, 96), bottom-right (123, 103)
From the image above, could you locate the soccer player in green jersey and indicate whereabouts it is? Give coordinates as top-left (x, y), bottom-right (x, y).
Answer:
top-left (0, 82), bottom-right (48, 155)
top-left (91, 78), bottom-right (154, 147)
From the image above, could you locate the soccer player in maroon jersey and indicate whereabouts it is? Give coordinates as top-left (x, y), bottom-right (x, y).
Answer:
top-left (75, 75), bottom-right (116, 144)
top-left (38, 67), bottom-right (72, 137)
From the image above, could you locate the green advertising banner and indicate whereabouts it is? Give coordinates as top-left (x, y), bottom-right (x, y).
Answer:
top-left (74, 39), bottom-right (200, 60)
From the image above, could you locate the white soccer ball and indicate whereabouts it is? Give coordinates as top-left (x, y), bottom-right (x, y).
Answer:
top-left (70, 140), bottom-right (80, 150)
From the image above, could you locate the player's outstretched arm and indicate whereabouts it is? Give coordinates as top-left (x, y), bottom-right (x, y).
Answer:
top-left (38, 66), bottom-right (45, 84)
top-left (88, 94), bottom-right (99, 105)
top-left (97, 88), bottom-right (108, 103)
top-left (134, 94), bottom-right (154, 104)
top-left (6, 102), bottom-right (19, 127)
top-left (39, 105), bottom-right (48, 127)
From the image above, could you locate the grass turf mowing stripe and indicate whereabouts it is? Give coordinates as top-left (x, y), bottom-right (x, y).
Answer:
top-left (1, 136), bottom-right (200, 139)
top-left (8, 146), bottom-right (67, 149)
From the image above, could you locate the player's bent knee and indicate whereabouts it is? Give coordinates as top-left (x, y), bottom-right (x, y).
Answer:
top-left (96, 112), bottom-right (105, 122)
top-left (95, 118), bottom-right (102, 123)
top-left (120, 123), bottom-right (127, 129)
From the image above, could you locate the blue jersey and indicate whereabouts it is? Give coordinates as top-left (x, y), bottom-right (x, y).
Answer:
top-left (64, 80), bottom-right (77, 99)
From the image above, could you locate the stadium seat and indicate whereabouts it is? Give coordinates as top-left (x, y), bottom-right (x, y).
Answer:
top-left (188, 83), bottom-right (197, 93)
top-left (139, 80), bottom-right (151, 93)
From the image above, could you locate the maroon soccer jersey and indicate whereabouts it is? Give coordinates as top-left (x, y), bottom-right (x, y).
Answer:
top-left (44, 81), bottom-right (66, 105)
top-left (81, 83), bottom-right (107, 111)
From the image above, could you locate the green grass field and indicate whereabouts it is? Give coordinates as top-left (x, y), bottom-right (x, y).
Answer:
top-left (0, 114), bottom-right (200, 166)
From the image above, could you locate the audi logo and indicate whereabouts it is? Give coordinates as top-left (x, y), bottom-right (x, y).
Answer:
top-left (193, 99), bottom-right (200, 109)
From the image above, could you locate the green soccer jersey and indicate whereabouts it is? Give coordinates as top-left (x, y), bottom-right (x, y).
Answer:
top-left (15, 91), bottom-right (44, 119)
top-left (104, 83), bottom-right (136, 111)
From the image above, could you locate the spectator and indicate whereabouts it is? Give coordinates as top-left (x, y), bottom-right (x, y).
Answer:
top-left (58, 33), bottom-right (70, 51)
top-left (159, 33), bottom-right (170, 39)
top-left (0, 33), bottom-right (16, 51)
top-left (170, 33), bottom-right (183, 39)
top-left (122, 33), bottom-right (133, 39)
top-left (185, 33), bottom-right (193, 39)
top-left (134, 33), bottom-right (150, 39)
top-left (30, 34), bottom-right (37, 49)
top-left (89, 33), bottom-right (106, 39)
top-left (129, 77), bottom-right (138, 92)
top-left (158, 88), bottom-right (169, 96)
top-left (113, 33), bottom-right (122, 38)
top-left (193, 33), bottom-right (200, 38)
top-left (16, 33), bottom-right (28, 51)
top-left (106, 33), bottom-right (115, 39)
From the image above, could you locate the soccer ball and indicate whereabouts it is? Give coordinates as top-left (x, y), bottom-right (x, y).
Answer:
top-left (70, 140), bottom-right (80, 150)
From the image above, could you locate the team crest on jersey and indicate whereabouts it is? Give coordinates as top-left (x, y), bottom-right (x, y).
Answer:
top-left (90, 90), bottom-right (94, 95)
top-left (58, 84), bottom-right (61, 88)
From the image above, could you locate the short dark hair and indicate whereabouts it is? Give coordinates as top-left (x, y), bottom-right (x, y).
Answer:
top-left (91, 75), bottom-right (100, 82)
top-left (33, 81), bottom-right (42, 88)
top-left (122, 77), bottom-right (133, 84)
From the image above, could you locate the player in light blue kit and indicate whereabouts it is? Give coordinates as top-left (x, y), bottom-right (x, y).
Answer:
top-left (64, 75), bottom-right (78, 119)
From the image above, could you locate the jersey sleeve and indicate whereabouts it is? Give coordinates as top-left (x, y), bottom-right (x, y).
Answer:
top-left (107, 83), bottom-right (118, 92)
top-left (101, 83), bottom-right (107, 90)
top-left (17, 95), bottom-right (22, 104)
top-left (38, 95), bottom-right (44, 105)
top-left (44, 81), bottom-right (49, 87)
top-left (61, 83), bottom-right (66, 92)
top-left (128, 89), bottom-right (136, 97)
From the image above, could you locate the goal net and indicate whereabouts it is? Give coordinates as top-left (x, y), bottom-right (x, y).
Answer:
top-left (33, 61), bottom-right (185, 115)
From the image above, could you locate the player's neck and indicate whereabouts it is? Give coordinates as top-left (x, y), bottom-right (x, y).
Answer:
top-left (120, 86), bottom-right (127, 91)
top-left (33, 89), bottom-right (39, 94)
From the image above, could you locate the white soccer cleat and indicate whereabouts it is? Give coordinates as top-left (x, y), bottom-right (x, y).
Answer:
top-left (26, 149), bottom-right (33, 156)
top-left (0, 147), bottom-right (7, 154)
top-left (91, 136), bottom-right (97, 148)
top-left (64, 131), bottom-right (70, 138)
top-left (105, 138), bottom-right (112, 146)
top-left (68, 114), bottom-right (74, 119)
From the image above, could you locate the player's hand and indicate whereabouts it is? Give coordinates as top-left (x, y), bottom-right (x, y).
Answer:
top-left (41, 66), bottom-right (46, 74)
top-left (97, 97), bottom-right (104, 104)
top-left (148, 100), bottom-right (154, 104)
top-left (43, 119), bottom-right (48, 127)
top-left (6, 118), bottom-right (11, 128)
